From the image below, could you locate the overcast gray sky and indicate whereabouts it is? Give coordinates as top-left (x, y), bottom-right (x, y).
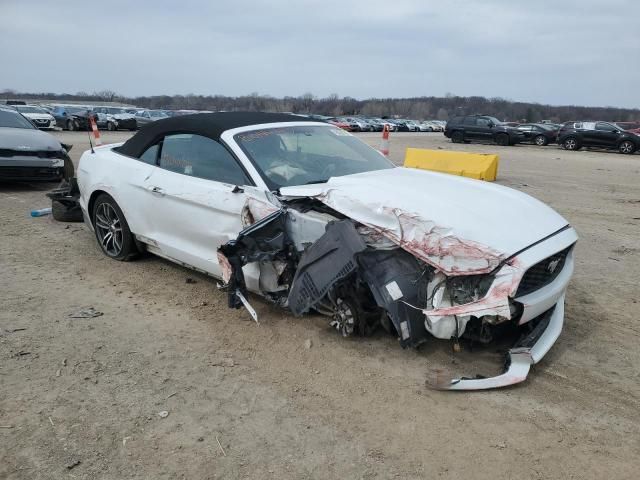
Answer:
top-left (1, 0), bottom-right (638, 108)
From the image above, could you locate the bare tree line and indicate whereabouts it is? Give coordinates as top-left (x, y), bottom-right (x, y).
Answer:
top-left (3, 89), bottom-right (638, 122)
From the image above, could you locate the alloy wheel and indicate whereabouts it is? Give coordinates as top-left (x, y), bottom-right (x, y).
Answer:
top-left (620, 141), bottom-right (634, 154)
top-left (94, 202), bottom-right (124, 256)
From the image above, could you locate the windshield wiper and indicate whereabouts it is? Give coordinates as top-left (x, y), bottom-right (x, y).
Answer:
top-left (303, 179), bottom-right (329, 185)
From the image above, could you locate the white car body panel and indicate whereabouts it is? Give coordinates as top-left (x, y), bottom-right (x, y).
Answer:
top-left (77, 121), bottom-right (577, 390)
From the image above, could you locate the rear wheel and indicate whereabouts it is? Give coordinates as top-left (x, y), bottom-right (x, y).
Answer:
top-left (92, 194), bottom-right (138, 261)
top-left (619, 140), bottom-right (636, 154)
top-left (67, 120), bottom-right (76, 131)
top-left (496, 133), bottom-right (510, 146)
top-left (451, 131), bottom-right (464, 143)
top-left (534, 134), bottom-right (548, 146)
top-left (563, 137), bottom-right (580, 151)
top-left (107, 121), bottom-right (116, 131)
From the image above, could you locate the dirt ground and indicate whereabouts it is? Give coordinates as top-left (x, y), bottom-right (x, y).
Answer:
top-left (1, 131), bottom-right (639, 479)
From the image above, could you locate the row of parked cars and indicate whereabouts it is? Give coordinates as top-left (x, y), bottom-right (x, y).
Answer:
top-left (443, 114), bottom-right (640, 154)
top-left (4, 102), bottom-right (206, 132)
top-left (306, 115), bottom-right (446, 133)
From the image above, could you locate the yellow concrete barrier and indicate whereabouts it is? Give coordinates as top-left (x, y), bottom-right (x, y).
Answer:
top-left (404, 148), bottom-right (499, 181)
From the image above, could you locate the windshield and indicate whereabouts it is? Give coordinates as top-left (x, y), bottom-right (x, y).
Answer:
top-left (15, 106), bottom-right (46, 114)
top-left (235, 125), bottom-right (395, 190)
top-left (0, 110), bottom-right (35, 129)
top-left (150, 111), bottom-right (168, 118)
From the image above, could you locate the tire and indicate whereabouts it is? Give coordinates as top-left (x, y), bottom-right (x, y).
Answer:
top-left (67, 120), bottom-right (75, 131)
top-left (92, 193), bottom-right (138, 261)
top-left (451, 131), bottom-right (464, 143)
top-left (534, 135), bottom-right (548, 146)
top-left (562, 137), bottom-right (580, 151)
top-left (52, 200), bottom-right (83, 222)
top-left (619, 140), bottom-right (636, 154)
top-left (496, 133), bottom-right (510, 146)
top-left (107, 121), bottom-right (116, 131)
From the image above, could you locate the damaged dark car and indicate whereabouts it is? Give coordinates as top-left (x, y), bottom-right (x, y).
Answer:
top-left (0, 106), bottom-right (73, 182)
top-left (77, 112), bottom-right (578, 390)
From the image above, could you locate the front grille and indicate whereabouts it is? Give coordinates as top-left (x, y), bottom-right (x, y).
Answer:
top-left (0, 166), bottom-right (62, 179)
top-left (515, 245), bottom-right (572, 297)
top-left (0, 149), bottom-right (62, 159)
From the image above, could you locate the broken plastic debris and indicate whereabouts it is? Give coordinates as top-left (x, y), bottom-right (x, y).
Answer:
top-left (157, 411), bottom-right (169, 418)
top-left (429, 348), bottom-right (533, 390)
top-left (236, 290), bottom-right (259, 324)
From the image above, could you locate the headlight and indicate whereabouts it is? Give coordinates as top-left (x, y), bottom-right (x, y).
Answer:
top-left (448, 275), bottom-right (494, 305)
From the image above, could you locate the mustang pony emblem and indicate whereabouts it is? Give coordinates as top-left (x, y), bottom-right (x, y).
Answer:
top-left (547, 258), bottom-right (561, 274)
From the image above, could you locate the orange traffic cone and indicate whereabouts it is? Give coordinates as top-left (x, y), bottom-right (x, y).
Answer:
top-left (380, 124), bottom-right (390, 156)
top-left (89, 115), bottom-right (103, 146)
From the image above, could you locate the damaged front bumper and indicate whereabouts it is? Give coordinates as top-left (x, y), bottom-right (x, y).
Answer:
top-left (433, 299), bottom-right (564, 390)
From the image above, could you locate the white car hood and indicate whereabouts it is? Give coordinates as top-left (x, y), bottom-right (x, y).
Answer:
top-left (280, 167), bottom-right (569, 275)
top-left (21, 113), bottom-right (53, 121)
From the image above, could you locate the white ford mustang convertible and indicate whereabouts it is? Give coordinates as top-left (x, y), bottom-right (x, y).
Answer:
top-left (77, 112), bottom-right (577, 390)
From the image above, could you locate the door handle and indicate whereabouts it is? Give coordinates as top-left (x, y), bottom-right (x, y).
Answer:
top-left (148, 186), bottom-right (165, 196)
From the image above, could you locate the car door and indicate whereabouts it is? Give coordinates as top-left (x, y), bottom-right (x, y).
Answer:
top-left (517, 124), bottom-right (534, 142)
top-left (474, 117), bottom-right (493, 141)
top-left (142, 133), bottom-right (268, 279)
top-left (592, 122), bottom-right (621, 148)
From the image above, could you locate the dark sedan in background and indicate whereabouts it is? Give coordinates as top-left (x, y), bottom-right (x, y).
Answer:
top-left (0, 106), bottom-right (72, 182)
top-left (515, 123), bottom-right (559, 146)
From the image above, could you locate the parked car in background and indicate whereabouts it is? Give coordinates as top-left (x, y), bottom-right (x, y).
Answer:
top-left (444, 115), bottom-right (525, 146)
top-left (0, 106), bottom-right (72, 182)
top-left (374, 118), bottom-right (398, 132)
top-left (92, 107), bottom-right (137, 131)
top-left (12, 105), bottom-right (57, 130)
top-left (326, 117), bottom-right (353, 131)
top-left (394, 120), bottom-right (418, 132)
top-left (557, 121), bottom-right (639, 154)
top-left (51, 105), bottom-right (95, 131)
top-left (343, 117), bottom-right (372, 132)
top-left (421, 121), bottom-right (443, 132)
top-left (515, 123), bottom-right (558, 146)
top-left (135, 109), bottom-right (170, 127)
top-left (615, 122), bottom-right (640, 134)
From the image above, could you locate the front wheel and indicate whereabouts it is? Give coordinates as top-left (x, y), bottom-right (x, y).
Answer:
top-left (495, 133), bottom-right (509, 146)
top-left (451, 131), bottom-right (464, 143)
top-left (92, 193), bottom-right (138, 261)
top-left (534, 135), bottom-right (548, 146)
top-left (107, 121), bottom-right (116, 131)
top-left (619, 140), bottom-right (636, 154)
top-left (562, 137), bottom-right (580, 151)
top-left (67, 120), bottom-right (76, 131)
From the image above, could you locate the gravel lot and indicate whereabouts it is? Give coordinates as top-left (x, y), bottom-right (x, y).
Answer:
top-left (1, 131), bottom-right (639, 479)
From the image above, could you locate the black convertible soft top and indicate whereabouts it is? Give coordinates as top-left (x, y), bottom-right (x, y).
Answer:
top-left (116, 111), bottom-right (315, 158)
